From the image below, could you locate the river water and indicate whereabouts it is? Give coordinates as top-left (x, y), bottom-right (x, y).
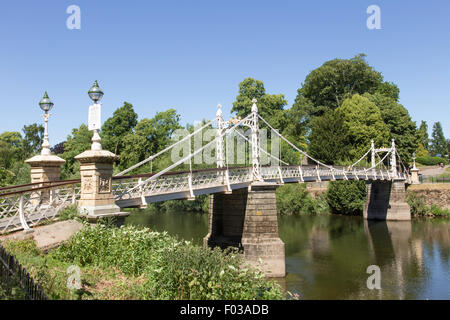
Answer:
top-left (125, 210), bottom-right (449, 300)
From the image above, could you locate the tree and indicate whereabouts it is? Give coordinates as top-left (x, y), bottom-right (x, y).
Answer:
top-left (417, 121), bottom-right (429, 151)
top-left (295, 54), bottom-right (384, 114)
top-left (430, 122), bottom-right (447, 157)
top-left (101, 102), bottom-right (138, 155)
top-left (363, 93), bottom-right (418, 163)
top-left (61, 124), bottom-right (93, 179)
top-left (308, 110), bottom-right (350, 165)
top-left (21, 123), bottom-right (44, 157)
top-left (336, 94), bottom-right (390, 161)
top-left (231, 78), bottom-right (288, 130)
top-left (119, 109), bottom-right (181, 171)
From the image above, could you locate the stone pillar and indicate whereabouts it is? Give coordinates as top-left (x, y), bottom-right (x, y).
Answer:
top-left (204, 182), bottom-right (285, 277)
top-left (74, 149), bottom-right (129, 224)
top-left (363, 179), bottom-right (411, 221)
top-left (25, 155), bottom-right (65, 203)
top-left (410, 167), bottom-right (420, 184)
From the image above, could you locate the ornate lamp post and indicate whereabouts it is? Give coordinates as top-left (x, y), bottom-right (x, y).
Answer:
top-left (410, 152), bottom-right (420, 184)
top-left (75, 80), bottom-right (128, 223)
top-left (38, 92), bottom-right (54, 156)
top-left (88, 80), bottom-right (104, 151)
top-left (25, 91), bottom-right (65, 207)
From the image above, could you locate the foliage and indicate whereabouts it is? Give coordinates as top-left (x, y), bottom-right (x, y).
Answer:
top-left (145, 245), bottom-right (284, 300)
top-left (46, 224), bottom-right (285, 300)
top-left (415, 143), bottom-right (429, 158)
top-left (363, 92), bottom-right (418, 163)
top-left (308, 110), bottom-right (350, 164)
top-left (326, 181), bottom-right (367, 215)
top-left (336, 94), bottom-right (390, 161)
top-left (61, 124), bottom-right (93, 179)
top-left (119, 109), bottom-right (181, 171)
top-left (406, 192), bottom-right (450, 217)
top-left (58, 205), bottom-right (79, 221)
top-left (416, 156), bottom-right (447, 166)
top-left (294, 54), bottom-right (384, 115)
top-left (430, 122), bottom-right (447, 157)
top-left (417, 121), bottom-right (429, 152)
top-left (152, 195), bottom-right (209, 213)
top-left (101, 102), bottom-right (138, 155)
top-left (276, 184), bottom-right (329, 215)
top-left (231, 77), bottom-right (288, 131)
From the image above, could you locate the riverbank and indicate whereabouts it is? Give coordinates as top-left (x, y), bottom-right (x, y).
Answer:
top-left (0, 223), bottom-right (286, 300)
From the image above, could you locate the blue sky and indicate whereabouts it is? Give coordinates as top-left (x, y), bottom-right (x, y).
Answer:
top-left (0, 0), bottom-right (449, 145)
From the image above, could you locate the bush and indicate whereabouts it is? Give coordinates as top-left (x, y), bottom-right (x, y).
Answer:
top-left (50, 224), bottom-right (285, 300)
top-left (276, 184), bottom-right (328, 215)
top-left (58, 205), bottom-right (79, 221)
top-left (416, 156), bottom-right (447, 166)
top-left (144, 245), bottom-right (284, 300)
top-left (407, 193), bottom-right (450, 217)
top-left (326, 180), bottom-right (367, 215)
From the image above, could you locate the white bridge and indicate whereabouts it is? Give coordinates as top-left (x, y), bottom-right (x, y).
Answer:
top-left (0, 99), bottom-right (411, 234)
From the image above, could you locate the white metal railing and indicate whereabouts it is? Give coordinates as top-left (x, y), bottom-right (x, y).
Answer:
top-left (0, 182), bottom-right (81, 234)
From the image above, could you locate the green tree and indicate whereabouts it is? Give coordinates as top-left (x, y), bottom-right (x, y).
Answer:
top-left (61, 124), bottom-right (93, 179)
top-left (21, 123), bottom-right (44, 157)
top-left (416, 121), bottom-right (429, 151)
top-left (430, 122), bottom-right (447, 156)
top-left (101, 102), bottom-right (138, 155)
top-left (363, 93), bottom-right (418, 163)
top-left (308, 110), bottom-right (350, 164)
top-left (294, 54), bottom-right (384, 115)
top-left (119, 109), bottom-right (181, 171)
top-left (231, 78), bottom-right (287, 130)
top-left (326, 180), bottom-right (367, 215)
top-left (336, 94), bottom-right (390, 161)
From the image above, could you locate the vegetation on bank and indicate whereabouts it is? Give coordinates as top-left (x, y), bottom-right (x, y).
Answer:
top-left (1, 224), bottom-right (285, 300)
top-left (276, 184), bottom-right (328, 215)
top-left (406, 193), bottom-right (450, 218)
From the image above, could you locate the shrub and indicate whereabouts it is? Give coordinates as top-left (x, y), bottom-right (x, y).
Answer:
top-left (144, 245), bottom-right (284, 300)
top-left (406, 193), bottom-right (450, 217)
top-left (416, 156), bottom-right (447, 166)
top-left (326, 180), bottom-right (367, 215)
top-left (58, 204), bottom-right (79, 221)
top-left (50, 224), bottom-right (286, 300)
top-left (276, 184), bottom-right (328, 215)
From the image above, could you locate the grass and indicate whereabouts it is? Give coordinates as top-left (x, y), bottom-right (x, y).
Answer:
top-left (1, 224), bottom-right (287, 300)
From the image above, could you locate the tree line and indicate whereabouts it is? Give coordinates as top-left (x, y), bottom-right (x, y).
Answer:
top-left (0, 53), bottom-right (448, 188)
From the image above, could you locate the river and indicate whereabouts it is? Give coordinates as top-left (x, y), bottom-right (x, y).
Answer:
top-left (125, 210), bottom-right (449, 300)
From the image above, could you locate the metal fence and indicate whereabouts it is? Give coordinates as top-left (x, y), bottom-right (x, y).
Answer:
top-left (0, 244), bottom-right (48, 300)
top-left (419, 176), bottom-right (450, 184)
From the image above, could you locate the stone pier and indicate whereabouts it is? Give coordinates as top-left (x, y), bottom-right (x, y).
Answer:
top-left (204, 182), bottom-right (285, 277)
top-left (25, 154), bottom-right (65, 204)
top-left (363, 179), bottom-right (411, 221)
top-left (75, 149), bottom-right (129, 225)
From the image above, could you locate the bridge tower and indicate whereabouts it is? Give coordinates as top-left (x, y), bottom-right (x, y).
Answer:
top-left (204, 99), bottom-right (285, 277)
top-left (364, 139), bottom-right (411, 220)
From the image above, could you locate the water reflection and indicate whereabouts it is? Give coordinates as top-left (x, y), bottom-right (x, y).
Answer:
top-left (125, 209), bottom-right (449, 300)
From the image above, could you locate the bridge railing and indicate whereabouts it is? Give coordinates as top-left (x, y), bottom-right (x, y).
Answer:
top-left (0, 181), bottom-right (81, 234)
top-left (113, 166), bottom-right (253, 202)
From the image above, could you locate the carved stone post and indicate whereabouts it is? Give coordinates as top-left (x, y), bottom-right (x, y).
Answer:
top-left (75, 149), bottom-right (129, 224)
top-left (25, 155), bottom-right (65, 203)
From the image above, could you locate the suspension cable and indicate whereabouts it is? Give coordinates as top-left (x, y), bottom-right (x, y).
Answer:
top-left (120, 114), bottom-right (253, 196)
top-left (115, 117), bottom-right (217, 176)
top-left (234, 129), bottom-right (289, 166)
